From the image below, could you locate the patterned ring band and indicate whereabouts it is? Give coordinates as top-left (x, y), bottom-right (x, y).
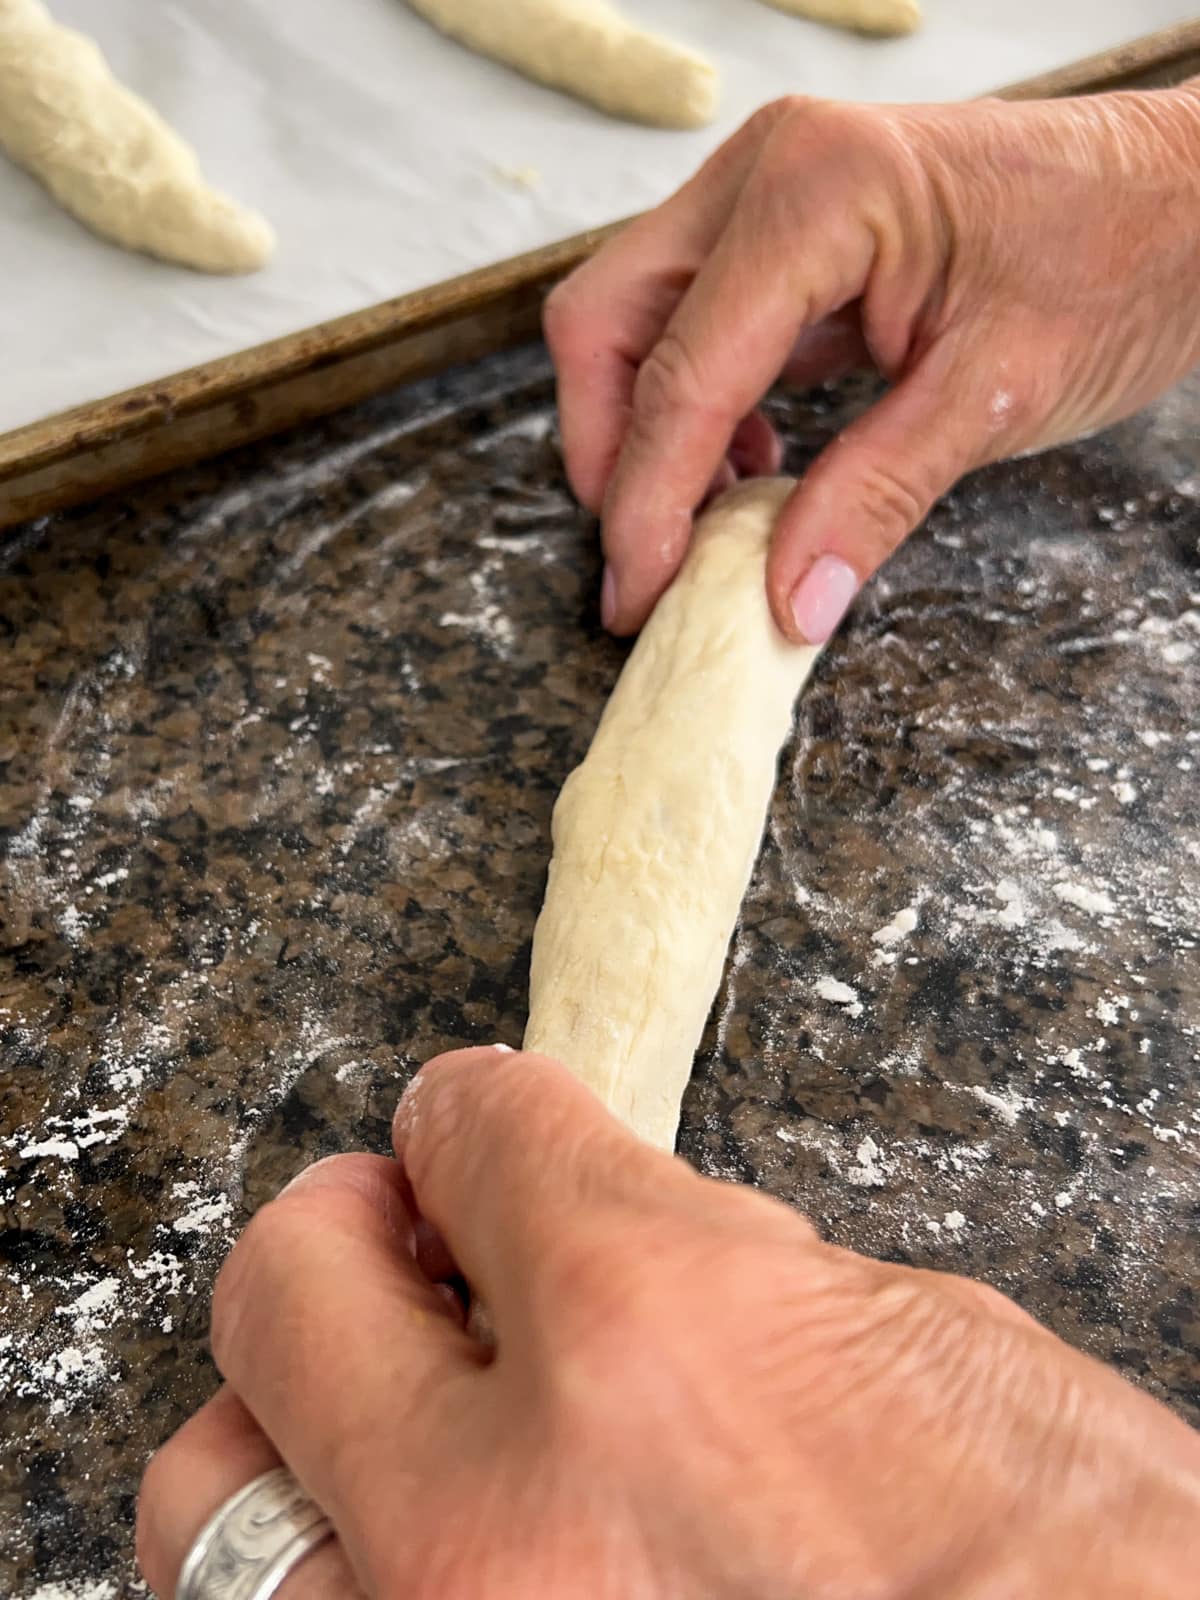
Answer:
top-left (176, 1466), bottom-right (334, 1600)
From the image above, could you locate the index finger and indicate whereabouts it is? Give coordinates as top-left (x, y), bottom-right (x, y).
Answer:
top-left (392, 1048), bottom-right (691, 1338)
top-left (544, 101), bottom-right (795, 514)
top-left (599, 136), bottom-right (878, 634)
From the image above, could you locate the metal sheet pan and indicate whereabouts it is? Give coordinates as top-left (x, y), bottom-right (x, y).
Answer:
top-left (1, 14), bottom-right (1198, 528)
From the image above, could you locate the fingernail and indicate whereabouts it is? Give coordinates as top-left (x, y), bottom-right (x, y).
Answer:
top-left (600, 564), bottom-right (617, 630)
top-left (788, 554), bottom-right (860, 644)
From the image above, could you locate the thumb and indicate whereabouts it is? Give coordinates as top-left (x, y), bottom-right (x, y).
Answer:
top-left (768, 349), bottom-right (997, 644)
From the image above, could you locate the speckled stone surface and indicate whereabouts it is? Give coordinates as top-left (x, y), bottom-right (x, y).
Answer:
top-left (1, 346), bottom-right (1198, 1597)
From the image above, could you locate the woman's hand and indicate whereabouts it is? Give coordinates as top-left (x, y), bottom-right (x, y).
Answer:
top-left (137, 1047), bottom-right (1200, 1598)
top-left (544, 85), bottom-right (1200, 643)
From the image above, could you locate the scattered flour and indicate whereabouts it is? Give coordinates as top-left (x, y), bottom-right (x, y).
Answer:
top-left (55, 1278), bottom-right (121, 1333)
top-left (871, 904), bottom-right (919, 966)
top-left (968, 1085), bottom-right (1030, 1128)
top-left (815, 977), bottom-right (864, 1019)
top-left (872, 905), bottom-right (919, 947)
top-left (28, 1582), bottom-right (118, 1600)
top-left (1053, 881), bottom-right (1116, 916)
top-left (171, 1188), bottom-right (233, 1236)
top-left (1093, 993), bottom-right (1131, 1027)
top-left (438, 564), bottom-right (516, 656)
top-left (992, 878), bottom-right (1026, 929)
top-left (848, 1136), bottom-right (888, 1188)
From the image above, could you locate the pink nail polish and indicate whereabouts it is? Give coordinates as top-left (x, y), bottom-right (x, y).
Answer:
top-left (600, 564), bottom-right (617, 630)
top-left (789, 555), bottom-right (860, 644)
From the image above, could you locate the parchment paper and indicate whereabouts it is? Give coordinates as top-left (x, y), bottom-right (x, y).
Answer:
top-left (0, 0), bottom-right (1193, 435)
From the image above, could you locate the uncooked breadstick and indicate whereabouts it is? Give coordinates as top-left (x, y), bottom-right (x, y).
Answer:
top-left (525, 479), bottom-right (819, 1150)
top-left (757, 0), bottom-right (921, 36)
top-left (406, 0), bottom-right (717, 130)
top-left (0, 0), bottom-right (273, 272)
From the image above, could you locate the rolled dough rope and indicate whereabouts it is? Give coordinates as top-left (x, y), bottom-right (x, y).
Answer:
top-left (756, 0), bottom-right (921, 36)
top-left (525, 478), bottom-right (820, 1151)
top-left (0, 0), bottom-right (274, 273)
top-left (404, 0), bottom-right (718, 130)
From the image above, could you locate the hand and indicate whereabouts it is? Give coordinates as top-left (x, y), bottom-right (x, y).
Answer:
top-left (138, 1047), bottom-right (1200, 1598)
top-left (544, 85), bottom-right (1200, 643)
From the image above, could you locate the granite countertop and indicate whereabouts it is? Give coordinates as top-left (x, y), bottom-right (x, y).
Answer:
top-left (1, 346), bottom-right (1197, 1596)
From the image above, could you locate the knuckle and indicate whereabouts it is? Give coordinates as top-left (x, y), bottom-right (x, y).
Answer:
top-left (943, 1272), bottom-right (1029, 1328)
top-left (852, 457), bottom-right (930, 555)
top-left (755, 92), bottom-right (814, 129)
top-left (541, 277), bottom-right (579, 355)
top-left (208, 1204), bottom-right (280, 1373)
top-left (753, 98), bottom-right (891, 203)
top-left (983, 376), bottom-right (1035, 444)
top-left (134, 1438), bottom-right (186, 1593)
top-left (210, 1159), bottom-right (385, 1372)
top-left (701, 1171), bottom-right (820, 1248)
top-left (731, 95), bottom-right (810, 156)
top-left (401, 1050), bottom-right (524, 1197)
top-left (770, 96), bottom-right (858, 161)
top-left (632, 331), bottom-right (709, 423)
top-left (400, 1061), bottom-right (477, 1200)
top-left (542, 270), bottom-right (609, 366)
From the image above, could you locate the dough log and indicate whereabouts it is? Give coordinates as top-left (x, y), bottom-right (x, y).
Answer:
top-left (0, 0), bottom-right (274, 272)
top-left (405, 0), bottom-right (717, 130)
top-left (525, 479), bottom-right (819, 1150)
top-left (757, 0), bottom-right (921, 36)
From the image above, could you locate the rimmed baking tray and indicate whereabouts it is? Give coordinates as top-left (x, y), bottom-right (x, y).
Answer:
top-left (1, 18), bottom-right (1197, 529)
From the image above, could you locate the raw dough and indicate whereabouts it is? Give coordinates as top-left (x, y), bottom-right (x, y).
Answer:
top-left (0, 0), bottom-right (274, 272)
top-left (757, 0), bottom-right (921, 35)
top-left (525, 479), bottom-right (820, 1150)
top-left (405, 0), bottom-right (718, 130)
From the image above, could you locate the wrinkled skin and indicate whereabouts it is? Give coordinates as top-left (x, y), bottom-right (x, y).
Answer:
top-left (543, 85), bottom-right (1200, 641)
top-left (138, 86), bottom-right (1200, 1597)
top-left (138, 1048), bottom-right (1200, 1599)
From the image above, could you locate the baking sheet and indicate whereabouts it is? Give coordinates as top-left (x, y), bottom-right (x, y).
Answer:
top-left (1, 0), bottom-right (1194, 436)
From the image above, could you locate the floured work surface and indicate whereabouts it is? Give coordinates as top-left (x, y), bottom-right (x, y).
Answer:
top-left (1, 349), bottom-right (1199, 1594)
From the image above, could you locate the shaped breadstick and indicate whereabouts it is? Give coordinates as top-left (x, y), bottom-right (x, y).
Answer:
top-left (406, 0), bottom-right (718, 129)
top-left (0, 0), bottom-right (274, 272)
top-left (525, 480), bottom-right (820, 1151)
top-left (758, 0), bottom-right (921, 36)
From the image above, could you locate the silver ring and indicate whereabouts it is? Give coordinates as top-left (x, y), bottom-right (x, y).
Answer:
top-left (176, 1466), bottom-right (334, 1600)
